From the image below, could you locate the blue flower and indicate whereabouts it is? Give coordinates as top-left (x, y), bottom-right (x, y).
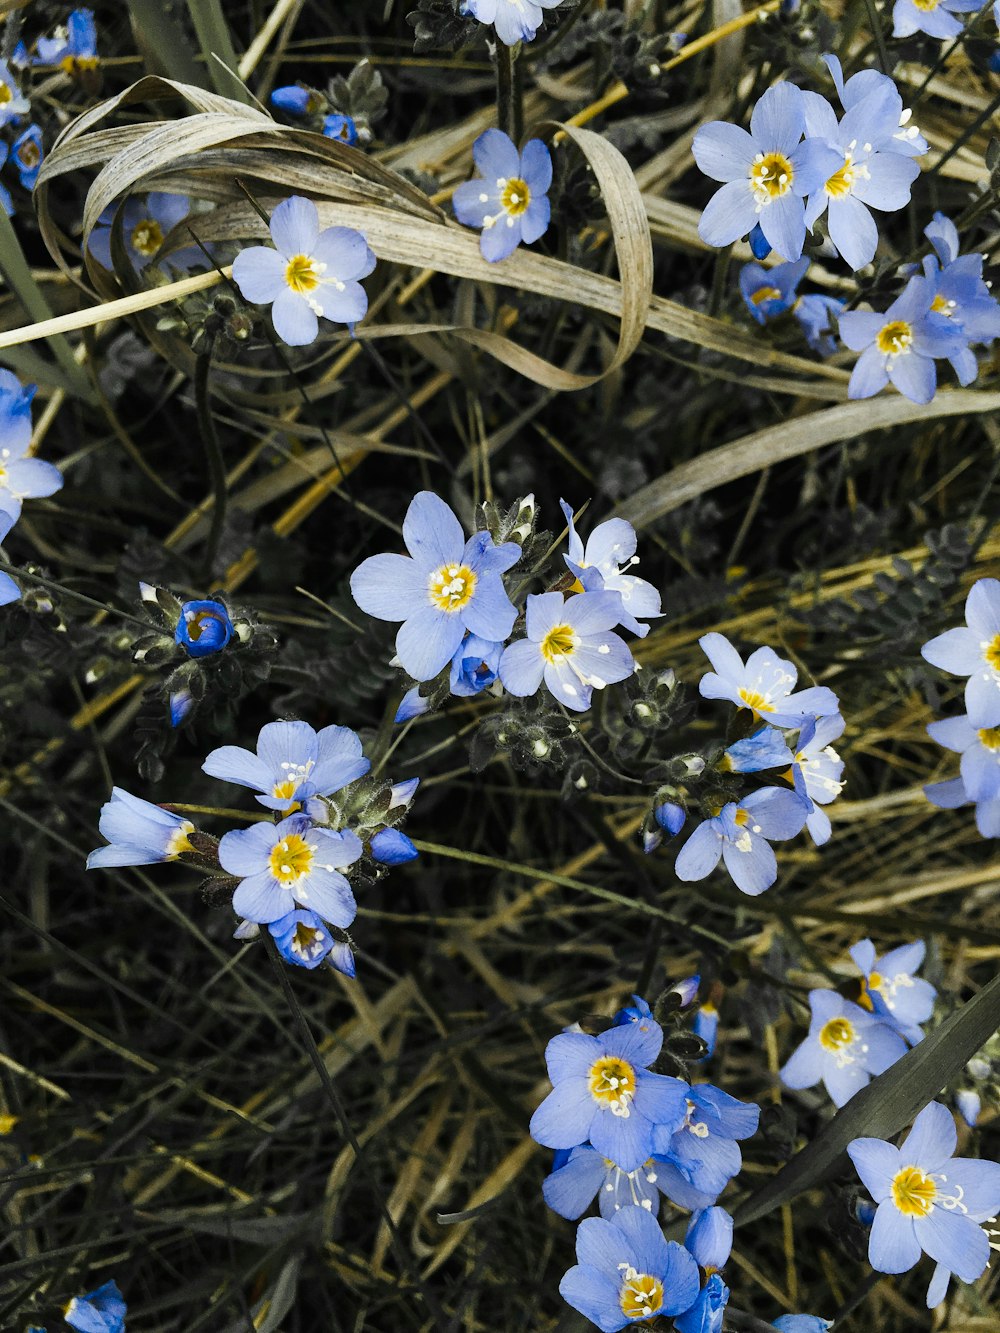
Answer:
top-left (232, 196), bottom-right (375, 345)
top-left (395, 685), bottom-right (430, 722)
top-left (724, 726), bottom-right (794, 772)
top-left (698, 632), bottom-right (839, 725)
top-left (692, 83), bottom-right (841, 260)
top-left (559, 500), bottom-right (661, 637)
top-left (613, 994), bottom-right (658, 1028)
top-left (793, 292), bottom-right (844, 356)
top-left (674, 1273), bottom-right (729, 1333)
top-left (269, 908), bottom-right (336, 969)
top-left (86, 788), bottom-right (195, 869)
top-left (749, 223), bottom-right (771, 259)
top-left (675, 787), bottom-right (810, 897)
top-left (840, 274), bottom-right (962, 405)
top-left (529, 1020), bottom-right (688, 1172)
top-left (559, 1205), bottom-right (701, 1331)
top-left (389, 777), bottom-right (420, 809)
top-left (324, 113), bottom-right (358, 145)
top-left (175, 598), bottom-right (233, 658)
top-left (780, 989), bottom-right (907, 1106)
top-left (849, 938), bottom-right (936, 1044)
top-left (37, 8), bottom-right (97, 68)
top-left (63, 1279), bottom-right (126, 1333)
top-left (955, 1089), bottom-right (980, 1128)
top-left (203, 720), bottom-right (370, 812)
top-left (790, 713), bottom-right (845, 845)
top-left (820, 55), bottom-right (927, 157)
top-left (0, 508), bottom-right (21, 607)
top-left (452, 129), bottom-right (552, 262)
top-left (655, 801), bottom-right (686, 835)
top-left (684, 1206), bottom-right (733, 1270)
top-left (0, 370), bottom-right (61, 520)
top-left (920, 214), bottom-right (1000, 387)
top-left (218, 813), bottom-right (361, 925)
top-left (542, 1143), bottom-right (667, 1220)
top-left (88, 193), bottom-right (190, 271)
top-left (921, 578), bottom-right (1000, 727)
top-left (848, 1101), bottom-right (1000, 1284)
top-left (351, 491), bottom-right (520, 682)
top-left (169, 687), bottom-right (194, 728)
top-left (0, 58), bottom-right (30, 125)
top-left (450, 633), bottom-right (504, 696)
top-left (270, 85), bottom-right (316, 115)
top-left (927, 712), bottom-right (1000, 803)
top-left (370, 828), bottom-right (418, 864)
top-left (924, 772), bottom-right (1000, 839)
top-left (461, 0), bottom-right (564, 46)
top-left (801, 77), bottom-right (921, 270)
top-left (692, 1004), bottom-right (719, 1058)
top-left (12, 125), bottom-right (44, 189)
top-left (893, 0), bottom-right (981, 38)
top-left (650, 1085), bottom-right (760, 1208)
top-left (738, 257), bottom-right (810, 324)
top-left (500, 590), bottom-right (636, 711)
top-left (772, 1318), bottom-right (832, 1332)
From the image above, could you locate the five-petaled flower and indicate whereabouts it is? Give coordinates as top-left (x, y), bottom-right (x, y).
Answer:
top-left (269, 908), bottom-right (336, 970)
top-left (218, 813), bottom-right (361, 925)
top-left (780, 989), bottom-right (907, 1106)
top-left (560, 500), bottom-right (661, 637)
top-left (650, 1085), bottom-right (760, 1209)
top-left (921, 578), bottom-right (1000, 727)
top-left (892, 0), bottom-right (981, 39)
top-left (848, 1101), bottom-right (1000, 1286)
top-left (739, 257), bottom-right (810, 324)
top-left (499, 590), bottom-right (636, 711)
top-left (175, 598), bottom-right (234, 658)
top-left (0, 58), bottom-right (29, 126)
top-left (350, 491), bottom-right (520, 681)
top-left (86, 788), bottom-right (196, 869)
top-left (529, 1019), bottom-right (688, 1172)
top-left (88, 193), bottom-right (191, 271)
top-left (698, 632), bottom-right (839, 726)
top-left (840, 274), bottom-right (961, 405)
top-left (559, 1204), bottom-right (701, 1332)
top-left (452, 128), bottom-right (552, 262)
top-left (461, 0), bottom-right (564, 47)
top-left (233, 195), bottom-right (376, 345)
top-left (0, 370), bottom-right (61, 521)
top-left (675, 787), bottom-right (810, 896)
top-left (203, 719), bottom-right (370, 812)
top-left (790, 713), bottom-right (846, 846)
top-left (848, 938), bottom-right (935, 1045)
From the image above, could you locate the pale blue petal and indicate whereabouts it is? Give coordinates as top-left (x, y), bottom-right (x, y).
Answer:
top-left (848, 344), bottom-right (889, 399)
top-left (898, 1101), bottom-right (956, 1169)
top-left (480, 216), bottom-right (521, 262)
top-left (590, 1098), bottom-right (654, 1171)
top-left (498, 638), bottom-right (544, 697)
top-left (312, 226), bottom-right (374, 280)
top-left (780, 1036), bottom-right (823, 1088)
top-left (233, 871), bottom-right (292, 923)
top-left (311, 725), bottom-right (370, 793)
top-left (271, 288), bottom-right (318, 345)
top-left (692, 121), bottom-right (755, 182)
top-left (317, 280), bottom-right (368, 327)
top-left (542, 1147), bottom-right (606, 1219)
top-left (966, 578), bottom-right (1000, 638)
top-left (546, 1030), bottom-right (601, 1082)
top-left (295, 866), bottom-right (356, 926)
top-left (232, 245), bottom-right (287, 303)
top-left (888, 351), bottom-right (936, 405)
top-left (520, 137), bottom-right (552, 193)
top-left (722, 832), bottom-right (777, 895)
top-left (699, 180), bottom-right (756, 247)
top-left (921, 626), bottom-right (979, 674)
top-left (202, 744), bottom-right (273, 792)
top-left (472, 127), bottom-right (520, 182)
top-left (4, 457), bottom-right (63, 499)
top-left (749, 83), bottom-right (804, 155)
top-left (675, 821), bottom-right (723, 882)
top-left (529, 1077), bottom-right (594, 1148)
top-left (966, 670), bottom-right (1000, 728)
top-left (270, 195), bottom-right (319, 258)
top-left (760, 193), bottom-right (805, 262)
top-left (402, 491), bottom-right (464, 568)
top-left (350, 552), bottom-right (427, 621)
top-left (914, 1209), bottom-right (989, 1282)
top-left (847, 1137), bottom-right (899, 1201)
top-left (218, 823), bottom-right (274, 877)
top-left (559, 1266), bottom-right (627, 1333)
top-left (463, 571), bottom-right (516, 640)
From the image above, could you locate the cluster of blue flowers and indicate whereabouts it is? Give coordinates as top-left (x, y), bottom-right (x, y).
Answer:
top-left (531, 991), bottom-right (832, 1331)
top-left (781, 937), bottom-right (935, 1106)
top-left (86, 721), bottom-right (418, 977)
top-left (922, 577), bottom-right (1000, 836)
top-left (271, 84), bottom-right (359, 146)
top-left (0, 370), bottom-right (63, 605)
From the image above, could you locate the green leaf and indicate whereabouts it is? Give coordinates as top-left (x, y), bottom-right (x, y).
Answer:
top-left (184, 0), bottom-right (252, 103)
top-left (735, 971), bottom-right (1000, 1226)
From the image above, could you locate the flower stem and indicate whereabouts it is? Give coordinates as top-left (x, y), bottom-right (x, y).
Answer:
top-left (495, 42), bottom-right (521, 142)
top-left (194, 346), bottom-right (228, 581)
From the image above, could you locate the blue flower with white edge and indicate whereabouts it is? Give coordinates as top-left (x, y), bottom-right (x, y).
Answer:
top-left (88, 193), bottom-right (190, 271)
top-left (452, 129), bottom-right (552, 263)
top-left (698, 632), bottom-right (839, 726)
top-left (738, 257), bottom-right (810, 324)
top-left (674, 1273), bottom-right (729, 1333)
top-left (233, 195), bottom-right (376, 346)
top-left (542, 1143), bottom-right (668, 1220)
top-left (921, 578), bottom-right (1000, 727)
top-left (395, 685), bottom-right (430, 722)
top-left (0, 507), bottom-right (21, 607)
top-left (370, 828), bottom-right (418, 864)
top-left (203, 719), bottom-right (370, 812)
top-left (893, 0), bottom-right (980, 38)
top-left (692, 1003), bottom-right (719, 1059)
top-left (849, 938), bottom-right (936, 1044)
top-left (559, 1205), bottom-right (701, 1331)
top-left (175, 598), bottom-right (233, 658)
top-left (218, 814), bottom-right (361, 925)
top-left (925, 772), bottom-right (1000, 839)
top-left (270, 85), bottom-right (317, 115)
top-left (86, 787), bottom-right (195, 869)
top-left (821, 54), bottom-right (927, 157)
top-left (724, 726), bottom-right (794, 773)
top-left (0, 58), bottom-right (30, 125)
top-left (793, 292), bottom-right (844, 356)
top-left (848, 1101), bottom-right (1000, 1287)
top-left (324, 113), bottom-right (358, 145)
top-left (450, 633), bottom-right (504, 696)
top-left (269, 908), bottom-right (336, 969)
top-left (801, 81), bottom-right (921, 271)
top-left (499, 590), bottom-right (636, 712)
top-left (780, 989), bottom-right (907, 1107)
top-left (12, 125), bottom-right (43, 189)
top-left (685, 1206), bottom-right (733, 1270)
top-left (559, 500), bottom-right (661, 637)
top-left (650, 1085), bottom-right (760, 1208)
top-left (772, 1317), bottom-right (832, 1332)
top-left (63, 1279), bottom-right (126, 1333)
top-left (0, 370), bottom-right (61, 520)
top-left (37, 8), bottom-right (97, 68)
top-left (927, 712), bottom-right (1000, 802)
top-left (529, 1020), bottom-right (688, 1172)
top-left (462, 0), bottom-right (564, 47)
top-left (675, 787), bottom-right (810, 897)
top-left (351, 491), bottom-right (520, 682)
top-left (389, 777), bottom-right (420, 809)
top-left (840, 274), bottom-right (963, 405)
top-left (692, 82), bottom-right (841, 261)
top-left (790, 713), bottom-right (845, 846)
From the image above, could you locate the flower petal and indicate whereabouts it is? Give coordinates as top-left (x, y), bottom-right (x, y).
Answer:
top-left (232, 245), bottom-right (288, 303)
top-left (271, 288), bottom-right (318, 345)
top-left (350, 552), bottom-right (427, 621)
top-left (269, 195), bottom-right (320, 258)
top-left (396, 605), bottom-right (466, 681)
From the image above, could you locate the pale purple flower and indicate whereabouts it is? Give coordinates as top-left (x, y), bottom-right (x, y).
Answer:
top-left (781, 990), bottom-right (907, 1106)
top-left (675, 787), bottom-right (810, 896)
top-left (452, 129), bottom-right (552, 262)
top-left (840, 274), bottom-right (962, 405)
top-left (698, 632), bottom-right (839, 726)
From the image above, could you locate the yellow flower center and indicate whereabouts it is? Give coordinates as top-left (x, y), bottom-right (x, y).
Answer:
top-left (166, 821), bottom-right (195, 859)
top-left (588, 1055), bottom-right (636, 1113)
top-left (930, 293), bottom-right (955, 316)
top-left (131, 218), bottom-right (164, 257)
top-left (825, 154), bottom-right (861, 199)
top-left (912, 0), bottom-right (939, 10)
top-left (737, 687), bottom-right (774, 713)
top-left (892, 1164), bottom-right (937, 1216)
top-left (268, 832), bottom-right (315, 885)
top-left (0, 85), bottom-right (11, 106)
top-left (272, 779), bottom-right (299, 802)
top-left (428, 563), bottom-right (477, 613)
top-left (185, 609), bottom-right (226, 642)
top-left (619, 1271), bottom-right (664, 1320)
top-left (500, 177), bottom-right (530, 216)
top-left (819, 1017), bottom-right (855, 1051)
top-left (985, 634), bottom-right (1000, 672)
top-left (978, 726), bottom-right (1000, 751)
top-left (18, 141), bottom-right (40, 169)
top-left (733, 808), bottom-right (750, 827)
top-left (291, 921), bottom-right (327, 960)
top-left (61, 55), bottom-right (99, 77)
top-left (540, 623), bottom-right (578, 663)
top-left (876, 320), bottom-right (912, 356)
top-left (285, 253), bottom-right (322, 294)
top-left (749, 151), bottom-right (794, 203)
top-left (751, 285), bottom-right (782, 306)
